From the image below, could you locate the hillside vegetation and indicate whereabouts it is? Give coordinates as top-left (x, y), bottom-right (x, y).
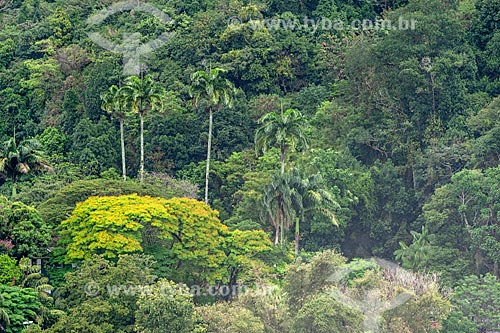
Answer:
top-left (1, 0), bottom-right (500, 332)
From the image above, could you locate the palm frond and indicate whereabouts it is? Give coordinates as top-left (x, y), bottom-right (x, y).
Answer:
top-left (190, 67), bottom-right (235, 111)
top-left (255, 108), bottom-right (308, 156)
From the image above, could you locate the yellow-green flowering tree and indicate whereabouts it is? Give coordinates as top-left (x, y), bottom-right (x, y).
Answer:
top-left (60, 194), bottom-right (271, 285)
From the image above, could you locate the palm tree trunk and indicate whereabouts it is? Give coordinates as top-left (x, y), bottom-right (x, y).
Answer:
top-left (140, 112), bottom-right (144, 183)
top-left (295, 217), bottom-right (300, 255)
top-left (280, 146), bottom-right (285, 175)
top-left (274, 223), bottom-right (279, 245)
top-left (120, 118), bottom-right (126, 182)
top-left (205, 108), bottom-right (213, 204)
top-left (279, 197), bottom-right (284, 245)
top-left (278, 196), bottom-right (286, 245)
top-left (280, 217), bottom-right (284, 245)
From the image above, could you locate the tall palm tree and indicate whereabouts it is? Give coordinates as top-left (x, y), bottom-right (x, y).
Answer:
top-left (261, 172), bottom-right (297, 245)
top-left (287, 169), bottom-right (339, 255)
top-left (0, 137), bottom-right (51, 196)
top-left (121, 75), bottom-right (165, 182)
top-left (189, 68), bottom-right (235, 204)
top-left (255, 108), bottom-right (308, 175)
top-left (261, 169), bottom-right (339, 253)
top-left (101, 85), bottom-right (128, 182)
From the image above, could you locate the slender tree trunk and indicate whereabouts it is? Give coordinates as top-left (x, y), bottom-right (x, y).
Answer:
top-left (274, 223), bottom-right (279, 245)
top-left (205, 108), bottom-right (213, 204)
top-left (280, 145), bottom-right (285, 175)
top-left (280, 216), bottom-right (284, 245)
top-left (140, 112), bottom-right (144, 183)
top-left (279, 197), bottom-right (284, 245)
top-left (295, 217), bottom-right (300, 255)
top-left (226, 267), bottom-right (239, 300)
top-left (120, 118), bottom-right (126, 182)
top-left (278, 196), bottom-right (285, 245)
top-left (430, 73), bottom-right (436, 115)
top-left (275, 148), bottom-right (286, 246)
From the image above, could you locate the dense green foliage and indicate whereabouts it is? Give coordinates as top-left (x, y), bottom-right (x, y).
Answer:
top-left (135, 279), bottom-right (196, 333)
top-left (0, 255), bottom-right (20, 285)
top-left (0, 285), bottom-right (42, 333)
top-left (442, 274), bottom-right (500, 332)
top-left (0, 196), bottom-right (51, 259)
top-left (1, 0), bottom-right (500, 331)
top-left (196, 302), bottom-right (265, 333)
top-left (49, 254), bottom-right (156, 333)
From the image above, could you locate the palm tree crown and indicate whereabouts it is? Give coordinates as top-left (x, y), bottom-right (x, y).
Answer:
top-left (0, 137), bottom-right (51, 196)
top-left (287, 169), bottom-right (339, 255)
top-left (121, 75), bottom-right (165, 116)
top-left (101, 85), bottom-right (127, 120)
top-left (394, 226), bottom-right (436, 270)
top-left (255, 108), bottom-right (308, 174)
top-left (261, 171), bottom-right (298, 245)
top-left (189, 68), bottom-right (235, 111)
top-left (261, 168), bottom-right (339, 253)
